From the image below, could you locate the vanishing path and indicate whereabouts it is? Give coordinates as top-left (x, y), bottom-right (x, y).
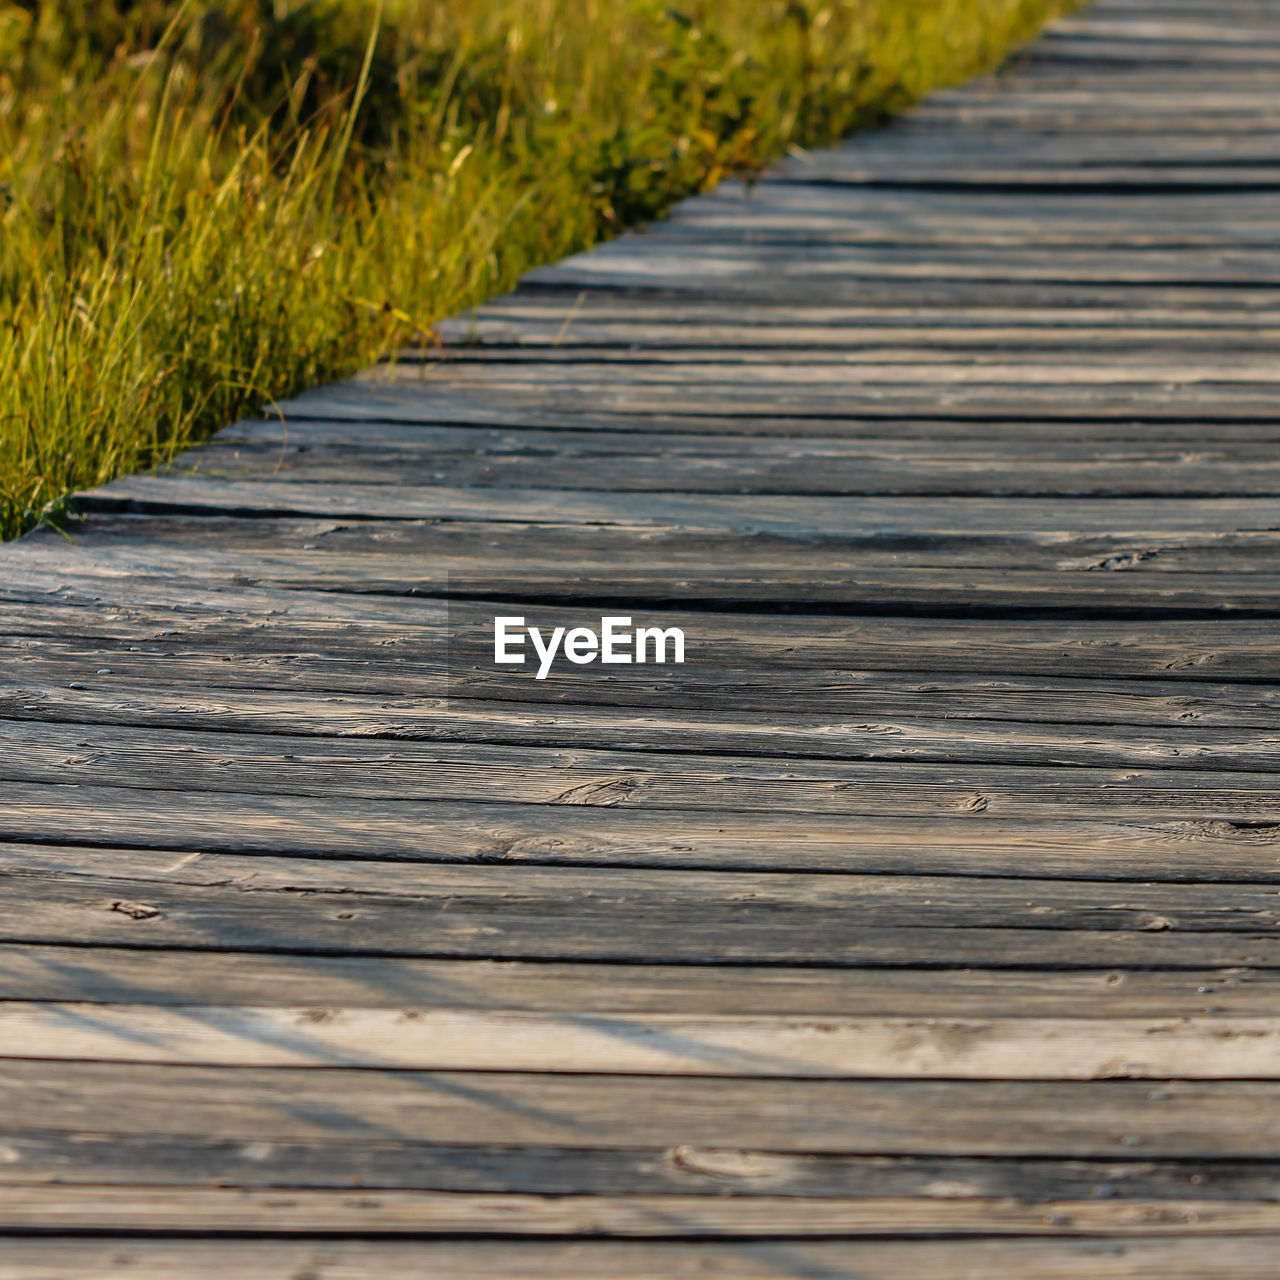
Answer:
top-left (5, 0), bottom-right (1280, 1274)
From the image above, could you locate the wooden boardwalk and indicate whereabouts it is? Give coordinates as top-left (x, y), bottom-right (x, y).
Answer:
top-left (5, 0), bottom-right (1280, 1273)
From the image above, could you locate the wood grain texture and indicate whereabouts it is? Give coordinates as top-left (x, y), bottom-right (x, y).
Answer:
top-left (6, 1237), bottom-right (1280, 1280)
top-left (8, 1060), bottom-right (1280, 1156)
top-left (0, 1130), bottom-right (1274, 1201)
top-left (0, 944), bottom-right (1266, 1012)
top-left (4, 0), bottom-right (1280, 1268)
top-left (6, 1002), bottom-right (1280, 1077)
top-left (8, 842), bottom-right (1280, 967)
top-left (3, 1185), bottom-right (1280, 1236)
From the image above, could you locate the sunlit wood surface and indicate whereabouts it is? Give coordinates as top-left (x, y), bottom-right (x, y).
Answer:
top-left (5, 0), bottom-right (1280, 1273)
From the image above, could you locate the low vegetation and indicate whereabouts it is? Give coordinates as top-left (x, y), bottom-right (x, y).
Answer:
top-left (0, 0), bottom-right (1074, 539)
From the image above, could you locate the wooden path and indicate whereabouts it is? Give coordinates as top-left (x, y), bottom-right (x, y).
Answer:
top-left (5, 0), bottom-right (1280, 1274)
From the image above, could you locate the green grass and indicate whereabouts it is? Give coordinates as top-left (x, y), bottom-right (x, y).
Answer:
top-left (0, 0), bottom-right (1076, 540)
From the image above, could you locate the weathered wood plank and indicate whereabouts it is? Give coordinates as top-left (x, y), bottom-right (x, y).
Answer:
top-left (7, 1239), bottom-right (1280, 1280)
top-left (1, 1128), bottom-right (1274, 1207)
top-left (5, 1002), bottom-right (1280, 1078)
top-left (38, 509), bottom-right (1280, 596)
top-left (15, 629), bottom-right (1280, 730)
top-left (2, 1184), bottom-right (1279, 1236)
top-left (7, 842), bottom-right (1280, 966)
top-left (765, 133), bottom-right (1280, 168)
top-left (418, 334), bottom-right (1280, 358)
top-left (446, 301), bottom-right (1280, 340)
top-left (27, 670), bottom-right (1280, 769)
top-left (535, 245), bottom-right (1280, 284)
top-left (46, 509), bottom-right (1280, 578)
top-left (377, 353), bottom-right (1280, 384)
top-left (23, 527), bottom-right (1280, 607)
top-left (12, 592), bottom-right (1280, 685)
top-left (174, 426), bottom-right (1280, 496)
top-left (27, 554), bottom-right (1280, 609)
top-left (274, 377), bottom-right (1280, 425)
top-left (67, 477), bottom-right (1280, 535)
top-left (5, 1237), bottom-right (1280, 1279)
top-left (4, 789), bottom-right (1280, 879)
top-left (21, 661), bottom-right (1280, 761)
top-left (523, 254), bottom-right (1280, 293)
top-left (0, 944), bottom-right (1265, 1013)
top-left (16, 676), bottom-right (1280, 770)
top-left (13, 837), bottom-right (1280, 926)
top-left (10, 719), bottom-right (1280, 813)
top-left (9, 1060), bottom-right (1280, 1156)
